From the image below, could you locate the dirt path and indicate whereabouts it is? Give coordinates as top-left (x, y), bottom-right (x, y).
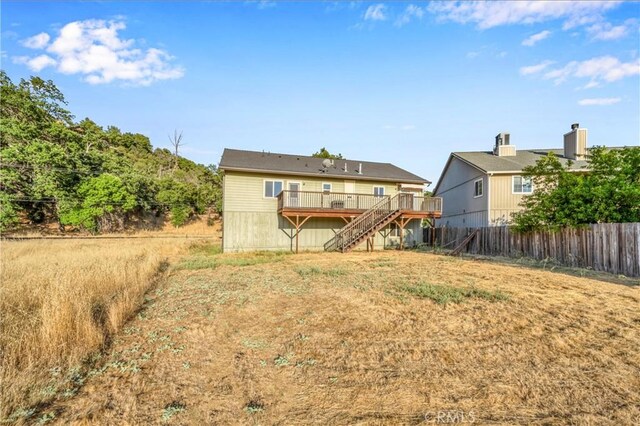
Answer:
top-left (51, 251), bottom-right (640, 425)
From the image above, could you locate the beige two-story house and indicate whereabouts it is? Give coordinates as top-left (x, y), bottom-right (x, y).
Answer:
top-left (219, 149), bottom-right (442, 252)
top-left (433, 123), bottom-right (598, 227)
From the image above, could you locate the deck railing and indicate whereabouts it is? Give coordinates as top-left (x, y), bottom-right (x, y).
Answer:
top-left (277, 190), bottom-right (442, 214)
top-left (277, 190), bottom-right (387, 211)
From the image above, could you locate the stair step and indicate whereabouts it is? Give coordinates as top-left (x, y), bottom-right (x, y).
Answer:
top-left (325, 196), bottom-right (406, 252)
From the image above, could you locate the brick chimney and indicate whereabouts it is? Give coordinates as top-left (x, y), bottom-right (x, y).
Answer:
top-left (493, 132), bottom-right (516, 156)
top-left (563, 123), bottom-right (587, 160)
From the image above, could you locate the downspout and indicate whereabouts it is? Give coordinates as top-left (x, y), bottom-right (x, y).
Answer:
top-left (487, 173), bottom-right (492, 227)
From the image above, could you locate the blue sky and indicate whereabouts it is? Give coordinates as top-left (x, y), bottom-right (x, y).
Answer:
top-left (2, 1), bottom-right (639, 184)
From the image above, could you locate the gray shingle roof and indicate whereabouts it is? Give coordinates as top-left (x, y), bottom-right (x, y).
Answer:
top-left (219, 149), bottom-right (429, 184)
top-left (453, 147), bottom-right (631, 173)
top-left (453, 148), bottom-right (589, 173)
top-left (433, 146), bottom-right (630, 195)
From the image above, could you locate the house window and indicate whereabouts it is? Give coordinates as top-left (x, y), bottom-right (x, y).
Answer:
top-left (474, 178), bottom-right (483, 198)
top-left (322, 183), bottom-right (332, 193)
top-left (513, 176), bottom-right (533, 194)
top-left (264, 180), bottom-right (283, 198)
top-left (373, 186), bottom-right (385, 197)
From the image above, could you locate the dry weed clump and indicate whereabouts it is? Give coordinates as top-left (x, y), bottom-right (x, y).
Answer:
top-left (0, 238), bottom-right (192, 421)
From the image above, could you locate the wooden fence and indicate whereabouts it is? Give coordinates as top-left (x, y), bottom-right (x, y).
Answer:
top-left (423, 223), bottom-right (640, 278)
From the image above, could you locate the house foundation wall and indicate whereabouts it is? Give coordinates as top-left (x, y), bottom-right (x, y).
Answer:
top-left (223, 211), bottom-right (421, 252)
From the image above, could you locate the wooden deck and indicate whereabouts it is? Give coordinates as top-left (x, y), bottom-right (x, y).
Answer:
top-left (277, 190), bottom-right (442, 219)
top-left (277, 190), bottom-right (442, 252)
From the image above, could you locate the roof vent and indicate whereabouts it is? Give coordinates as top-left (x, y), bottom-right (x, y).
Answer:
top-left (344, 162), bottom-right (348, 173)
top-left (357, 163), bottom-right (363, 174)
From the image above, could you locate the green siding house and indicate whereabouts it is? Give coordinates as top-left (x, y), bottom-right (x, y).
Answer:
top-left (219, 149), bottom-right (442, 253)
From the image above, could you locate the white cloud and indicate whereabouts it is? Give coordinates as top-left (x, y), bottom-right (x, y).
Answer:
top-left (13, 19), bottom-right (184, 86)
top-left (522, 30), bottom-right (551, 46)
top-left (2, 30), bottom-right (19, 40)
top-left (519, 60), bottom-right (554, 75)
top-left (364, 4), bottom-right (387, 21)
top-left (13, 54), bottom-right (57, 71)
top-left (542, 56), bottom-right (640, 86)
top-left (326, 2), bottom-right (360, 13)
top-left (578, 97), bottom-right (621, 106)
top-left (21, 32), bottom-right (50, 49)
top-left (395, 4), bottom-right (425, 27)
top-left (427, 1), bottom-right (620, 30)
top-left (466, 51), bottom-right (479, 59)
top-left (586, 20), bottom-right (633, 40)
top-left (243, 0), bottom-right (276, 9)
top-left (583, 80), bottom-right (601, 89)
top-left (256, 1), bottom-right (276, 10)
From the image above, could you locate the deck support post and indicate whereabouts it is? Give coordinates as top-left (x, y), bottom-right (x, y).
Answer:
top-left (295, 216), bottom-right (300, 253)
top-left (394, 217), bottom-right (414, 250)
top-left (283, 215), bottom-right (312, 254)
top-left (366, 236), bottom-right (375, 252)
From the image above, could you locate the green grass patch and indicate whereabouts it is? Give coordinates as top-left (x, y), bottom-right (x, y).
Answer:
top-left (295, 266), bottom-right (347, 277)
top-left (161, 401), bottom-right (186, 422)
top-left (370, 260), bottom-right (397, 268)
top-left (188, 242), bottom-right (222, 256)
top-left (176, 250), bottom-right (290, 270)
top-left (241, 338), bottom-right (268, 350)
top-left (402, 282), bottom-right (509, 305)
top-left (274, 354), bottom-right (291, 367)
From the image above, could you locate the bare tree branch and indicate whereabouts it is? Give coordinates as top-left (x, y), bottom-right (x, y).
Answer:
top-left (168, 130), bottom-right (184, 170)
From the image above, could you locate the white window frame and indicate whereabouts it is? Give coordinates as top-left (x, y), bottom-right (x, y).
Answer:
top-left (263, 179), bottom-right (284, 199)
top-left (322, 182), bottom-right (332, 193)
top-left (512, 175), bottom-right (533, 194)
top-left (373, 186), bottom-right (385, 197)
top-left (473, 178), bottom-right (483, 198)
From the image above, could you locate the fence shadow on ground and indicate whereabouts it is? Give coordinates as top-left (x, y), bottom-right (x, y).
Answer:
top-left (423, 223), bottom-right (640, 279)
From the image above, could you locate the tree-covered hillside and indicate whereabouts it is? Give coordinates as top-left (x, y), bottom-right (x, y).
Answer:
top-left (0, 71), bottom-right (222, 232)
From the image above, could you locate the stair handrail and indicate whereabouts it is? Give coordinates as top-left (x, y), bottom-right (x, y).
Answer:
top-left (324, 193), bottom-right (403, 251)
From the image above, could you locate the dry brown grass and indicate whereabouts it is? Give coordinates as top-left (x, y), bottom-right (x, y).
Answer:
top-left (0, 238), bottom-right (195, 422)
top-left (31, 247), bottom-right (639, 425)
top-left (6, 214), bottom-right (221, 238)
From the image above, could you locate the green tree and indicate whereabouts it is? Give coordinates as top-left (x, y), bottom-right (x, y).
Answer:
top-left (0, 192), bottom-right (19, 230)
top-left (0, 71), bottom-right (223, 232)
top-left (156, 178), bottom-right (195, 227)
top-left (59, 174), bottom-right (137, 232)
top-left (512, 147), bottom-right (640, 232)
top-left (312, 147), bottom-right (343, 159)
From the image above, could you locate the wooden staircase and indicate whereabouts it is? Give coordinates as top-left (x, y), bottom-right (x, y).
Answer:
top-left (324, 193), bottom-right (408, 253)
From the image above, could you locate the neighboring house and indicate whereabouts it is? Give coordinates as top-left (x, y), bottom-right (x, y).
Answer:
top-left (433, 123), bottom-right (602, 227)
top-left (219, 149), bottom-right (442, 252)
